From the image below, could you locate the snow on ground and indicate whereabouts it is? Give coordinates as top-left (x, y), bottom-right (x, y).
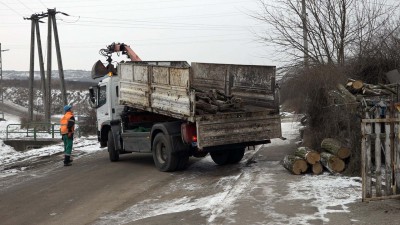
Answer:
top-left (95, 117), bottom-right (362, 225)
top-left (0, 112), bottom-right (102, 178)
top-left (0, 109), bottom-right (363, 224)
top-left (283, 175), bottom-right (361, 224)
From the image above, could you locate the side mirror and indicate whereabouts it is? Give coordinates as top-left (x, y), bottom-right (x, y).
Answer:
top-left (88, 86), bottom-right (98, 108)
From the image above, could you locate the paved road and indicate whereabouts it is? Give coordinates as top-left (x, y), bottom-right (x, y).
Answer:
top-left (0, 151), bottom-right (172, 224)
top-left (0, 150), bottom-right (254, 225)
top-left (1, 136), bottom-right (400, 225)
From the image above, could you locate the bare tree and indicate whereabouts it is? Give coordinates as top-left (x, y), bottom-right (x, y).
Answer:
top-left (253, 0), bottom-right (400, 67)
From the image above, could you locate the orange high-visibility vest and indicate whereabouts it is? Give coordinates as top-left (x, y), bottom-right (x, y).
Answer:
top-left (60, 111), bottom-right (75, 134)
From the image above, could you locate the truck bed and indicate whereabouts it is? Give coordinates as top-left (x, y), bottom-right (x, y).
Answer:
top-left (118, 61), bottom-right (281, 148)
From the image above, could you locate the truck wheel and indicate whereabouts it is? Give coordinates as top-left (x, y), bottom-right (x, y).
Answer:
top-left (210, 150), bottom-right (230, 165)
top-left (152, 133), bottom-right (178, 172)
top-left (227, 148), bottom-right (245, 164)
top-left (108, 130), bottom-right (119, 162)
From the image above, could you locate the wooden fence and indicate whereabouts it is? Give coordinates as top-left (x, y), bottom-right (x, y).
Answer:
top-left (361, 109), bottom-right (400, 201)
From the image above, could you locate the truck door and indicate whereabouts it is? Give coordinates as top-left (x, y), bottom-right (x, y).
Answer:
top-left (96, 83), bottom-right (110, 131)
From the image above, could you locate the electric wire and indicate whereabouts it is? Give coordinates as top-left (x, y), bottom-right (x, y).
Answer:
top-left (37, 0), bottom-right (47, 9)
top-left (0, 0), bottom-right (24, 17)
top-left (16, 0), bottom-right (34, 13)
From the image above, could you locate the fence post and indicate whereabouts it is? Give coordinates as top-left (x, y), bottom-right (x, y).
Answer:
top-left (33, 126), bottom-right (36, 141)
top-left (52, 124), bottom-right (54, 139)
top-left (6, 124), bottom-right (9, 140)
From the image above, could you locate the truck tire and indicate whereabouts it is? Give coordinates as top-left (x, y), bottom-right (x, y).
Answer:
top-left (210, 150), bottom-right (230, 165)
top-left (108, 130), bottom-right (119, 162)
top-left (227, 148), bottom-right (245, 164)
top-left (152, 133), bottom-right (178, 172)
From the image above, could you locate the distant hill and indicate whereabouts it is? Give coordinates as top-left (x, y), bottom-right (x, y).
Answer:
top-left (2, 70), bottom-right (94, 83)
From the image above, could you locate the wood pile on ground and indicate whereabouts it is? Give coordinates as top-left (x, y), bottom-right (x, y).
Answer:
top-left (282, 138), bottom-right (350, 175)
top-left (195, 89), bottom-right (244, 115)
top-left (328, 78), bottom-right (398, 110)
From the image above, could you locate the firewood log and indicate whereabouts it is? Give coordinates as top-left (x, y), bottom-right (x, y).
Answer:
top-left (195, 88), bottom-right (244, 114)
top-left (321, 138), bottom-right (350, 159)
top-left (320, 152), bottom-right (345, 173)
top-left (283, 155), bottom-right (308, 175)
top-left (196, 100), bottom-right (218, 114)
top-left (196, 93), bottom-right (212, 103)
top-left (337, 83), bottom-right (357, 102)
top-left (312, 162), bottom-right (323, 175)
top-left (346, 79), bottom-right (364, 94)
top-left (294, 147), bottom-right (321, 164)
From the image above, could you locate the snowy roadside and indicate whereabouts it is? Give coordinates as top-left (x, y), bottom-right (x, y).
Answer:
top-left (0, 112), bottom-right (102, 178)
top-left (95, 113), bottom-right (363, 225)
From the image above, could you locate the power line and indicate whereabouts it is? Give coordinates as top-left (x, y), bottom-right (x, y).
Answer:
top-left (17, 0), bottom-right (34, 13)
top-left (0, 0), bottom-right (24, 17)
top-left (2, 32), bottom-right (253, 49)
top-left (71, 12), bottom-right (242, 23)
top-left (60, 17), bottom-right (251, 29)
top-left (59, 22), bottom-right (248, 31)
top-left (0, 0), bottom-right (250, 12)
top-left (37, 0), bottom-right (47, 9)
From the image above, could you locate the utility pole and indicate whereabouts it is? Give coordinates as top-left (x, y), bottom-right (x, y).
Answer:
top-left (49, 9), bottom-right (67, 107)
top-left (0, 43), bottom-right (10, 121)
top-left (25, 14), bottom-right (48, 122)
top-left (28, 17), bottom-right (35, 122)
top-left (301, 0), bottom-right (309, 68)
top-left (46, 10), bottom-right (52, 123)
top-left (24, 9), bottom-right (69, 123)
top-left (46, 8), bottom-right (68, 123)
top-left (36, 16), bottom-right (48, 123)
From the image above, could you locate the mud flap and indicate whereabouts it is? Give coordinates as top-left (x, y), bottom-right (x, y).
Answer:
top-left (110, 123), bottom-right (122, 151)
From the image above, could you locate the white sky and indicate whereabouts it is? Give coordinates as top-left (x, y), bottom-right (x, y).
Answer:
top-left (0, 0), bottom-right (275, 71)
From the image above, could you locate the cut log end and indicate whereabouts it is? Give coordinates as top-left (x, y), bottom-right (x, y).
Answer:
top-left (283, 155), bottom-right (308, 175)
top-left (306, 151), bottom-right (321, 164)
top-left (312, 162), bottom-right (323, 175)
top-left (338, 147), bottom-right (351, 159)
top-left (320, 152), bottom-right (345, 173)
top-left (329, 157), bottom-right (345, 173)
top-left (321, 138), bottom-right (350, 159)
top-left (292, 160), bottom-right (308, 175)
top-left (352, 80), bottom-right (364, 90)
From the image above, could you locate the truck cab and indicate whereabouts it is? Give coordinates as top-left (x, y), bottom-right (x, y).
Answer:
top-left (89, 75), bottom-right (124, 147)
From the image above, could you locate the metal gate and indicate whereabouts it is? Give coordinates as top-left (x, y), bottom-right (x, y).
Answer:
top-left (361, 108), bottom-right (400, 201)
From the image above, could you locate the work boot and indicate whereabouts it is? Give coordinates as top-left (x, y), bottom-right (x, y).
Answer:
top-left (64, 155), bottom-right (72, 166)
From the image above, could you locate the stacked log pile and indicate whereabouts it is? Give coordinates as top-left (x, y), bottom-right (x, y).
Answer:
top-left (195, 89), bottom-right (244, 115)
top-left (329, 78), bottom-right (398, 109)
top-left (282, 138), bottom-right (350, 175)
top-left (345, 79), bottom-right (397, 97)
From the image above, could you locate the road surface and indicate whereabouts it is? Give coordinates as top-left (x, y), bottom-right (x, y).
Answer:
top-left (1, 115), bottom-right (400, 224)
top-left (0, 150), bottom-right (254, 225)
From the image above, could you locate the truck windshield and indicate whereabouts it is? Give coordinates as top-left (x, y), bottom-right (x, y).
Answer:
top-left (98, 86), bottom-right (107, 107)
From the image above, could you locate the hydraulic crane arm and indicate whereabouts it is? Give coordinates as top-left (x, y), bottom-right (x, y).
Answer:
top-left (106, 42), bottom-right (142, 62)
top-left (92, 42), bottom-right (142, 79)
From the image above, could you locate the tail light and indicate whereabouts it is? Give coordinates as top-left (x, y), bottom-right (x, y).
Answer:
top-left (181, 123), bottom-right (197, 144)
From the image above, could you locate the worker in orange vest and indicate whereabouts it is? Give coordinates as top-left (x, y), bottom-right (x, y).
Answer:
top-left (60, 105), bottom-right (75, 166)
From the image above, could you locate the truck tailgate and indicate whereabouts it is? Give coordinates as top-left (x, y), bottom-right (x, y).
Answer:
top-left (196, 111), bottom-right (281, 149)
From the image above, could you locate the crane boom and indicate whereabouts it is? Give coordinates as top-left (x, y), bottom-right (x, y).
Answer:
top-left (109, 43), bottom-right (141, 62)
top-left (92, 42), bottom-right (142, 79)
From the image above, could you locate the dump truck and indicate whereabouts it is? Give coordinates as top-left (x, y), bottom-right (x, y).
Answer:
top-left (89, 43), bottom-right (281, 171)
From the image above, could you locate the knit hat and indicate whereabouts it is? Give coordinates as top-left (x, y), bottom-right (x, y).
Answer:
top-left (64, 105), bottom-right (72, 112)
